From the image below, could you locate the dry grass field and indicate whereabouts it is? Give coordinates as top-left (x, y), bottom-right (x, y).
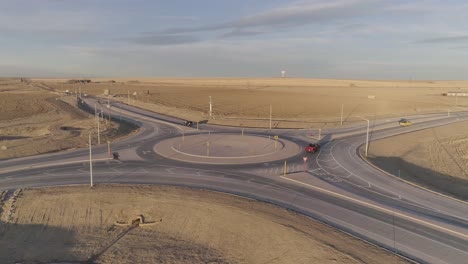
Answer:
top-left (0, 185), bottom-right (407, 264)
top-left (367, 120), bottom-right (468, 200)
top-left (37, 78), bottom-right (468, 128)
top-left (0, 78), bottom-right (137, 160)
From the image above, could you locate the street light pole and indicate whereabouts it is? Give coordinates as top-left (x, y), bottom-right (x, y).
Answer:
top-left (97, 117), bottom-right (100, 145)
top-left (269, 104), bottom-right (272, 130)
top-left (341, 104), bottom-right (344, 126)
top-left (107, 141), bottom-right (111, 158)
top-left (358, 116), bottom-right (370, 157)
top-left (89, 133), bottom-right (93, 187)
top-left (209, 96), bottom-right (212, 119)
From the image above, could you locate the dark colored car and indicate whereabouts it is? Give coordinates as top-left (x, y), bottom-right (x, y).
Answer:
top-left (305, 143), bottom-right (320, 153)
top-left (183, 121), bottom-right (193, 127)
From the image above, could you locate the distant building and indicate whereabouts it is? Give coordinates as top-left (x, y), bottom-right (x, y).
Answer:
top-left (67, 79), bottom-right (91, 84)
top-left (444, 91), bottom-right (468, 96)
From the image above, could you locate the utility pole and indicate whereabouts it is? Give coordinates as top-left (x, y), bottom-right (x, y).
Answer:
top-left (128, 91), bottom-right (130, 105)
top-left (358, 116), bottom-right (370, 157)
top-left (341, 104), bottom-right (344, 126)
top-left (97, 117), bottom-right (100, 145)
top-left (269, 104), bottom-right (272, 129)
top-left (303, 157), bottom-right (308, 173)
top-left (209, 96), bottom-right (212, 119)
top-left (283, 160), bottom-right (287, 176)
top-left (94, 103), bottom-right (97, 122)
top-left (393, 210), bottom-right (397, 262)
top-left (318, 128), bottom-right (322, 140)
top-left (107, 141), bottom-right (111, 158)
top-left (89, 133), bottom-right (93, 187)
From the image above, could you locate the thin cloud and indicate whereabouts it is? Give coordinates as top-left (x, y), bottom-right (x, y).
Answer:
top-left (0, 9), bottom-right (103, 34)
top-left (129, 34), bottom-right (201, 46)
top-left (220, 28), bottom-right (269, 38)
top-left (417, 35), bottom-right (468, 44)
top-left (155, 0), bottom-right (381, 36)
top-left (156, 15), bottom-right (200, 21)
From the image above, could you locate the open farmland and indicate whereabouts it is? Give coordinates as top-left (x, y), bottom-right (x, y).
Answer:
top-left (38, 78), bottom-right (468, 128)
top-left (0, 185), bottom-right (407, 264)
top-left (0, 78), bottom-right (137, 159)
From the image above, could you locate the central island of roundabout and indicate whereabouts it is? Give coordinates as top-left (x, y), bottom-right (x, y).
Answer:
top-left (154, 133), bottom-right (301, 164)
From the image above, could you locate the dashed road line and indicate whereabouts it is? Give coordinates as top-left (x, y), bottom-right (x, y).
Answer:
top-left (280, 175), bottom-right (468, 240)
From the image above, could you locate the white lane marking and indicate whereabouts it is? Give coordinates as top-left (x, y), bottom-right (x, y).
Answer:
top-left (109, 167), bottom-right (122, 173)
top-left (329, 139), bottom-right (374, 186)
top-left (285, 196), bottom-right (459, 263)
top-left (318, 140), bottom-right (401, 194)
top-left (344, 139), bottom-right (468, 221)
top-left (0, 158), bottom-right (112, 174)
top-left (280, 176), bottom-right (468, 240)
top-left (111, 106), bottom-right (183, 131)
top-left (317, 158), bottom-right (336, 162)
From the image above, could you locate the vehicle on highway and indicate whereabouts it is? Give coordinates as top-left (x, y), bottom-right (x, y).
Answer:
top-left (305, 143), bottom-right (320, 153)
top-left (183, 120), bottom-right (193, 127)
top-left (398, 118), bottom-right (412, 127)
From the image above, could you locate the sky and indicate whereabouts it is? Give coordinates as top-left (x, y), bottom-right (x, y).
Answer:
top-left (1, 0), bottom-right (468, 79)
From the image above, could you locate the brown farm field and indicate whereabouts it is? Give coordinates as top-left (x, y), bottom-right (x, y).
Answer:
top-left (0, 185), bottom-right (408, 264)
top-left (37, 78), bottom-right (468, 128)
top-left (0, 78), bottom-right (137, 159)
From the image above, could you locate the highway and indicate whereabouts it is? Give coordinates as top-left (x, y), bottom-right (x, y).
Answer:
top-left (1, 97), bottom-right (467, 264)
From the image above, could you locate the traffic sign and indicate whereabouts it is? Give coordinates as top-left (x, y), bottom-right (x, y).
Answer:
top-left (303, 156), bottom-right (308, 162)
top-left (274, 135), bottom-right (279, 140)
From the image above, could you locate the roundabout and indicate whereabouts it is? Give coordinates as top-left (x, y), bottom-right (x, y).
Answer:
top-left (153, 133), bottom-right (301, 164)
top-left (1, 97), bottom-right (468, 264)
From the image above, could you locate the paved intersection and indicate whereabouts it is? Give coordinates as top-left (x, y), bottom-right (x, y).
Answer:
top-left (0, 98), bottom-right (467, 264)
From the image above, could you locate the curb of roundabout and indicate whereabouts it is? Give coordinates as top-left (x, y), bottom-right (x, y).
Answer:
top-left (153, 133), bottom-right (301, 165)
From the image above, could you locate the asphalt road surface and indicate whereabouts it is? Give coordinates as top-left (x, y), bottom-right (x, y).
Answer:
top-left (1, 97), bottom-right (467, 264)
